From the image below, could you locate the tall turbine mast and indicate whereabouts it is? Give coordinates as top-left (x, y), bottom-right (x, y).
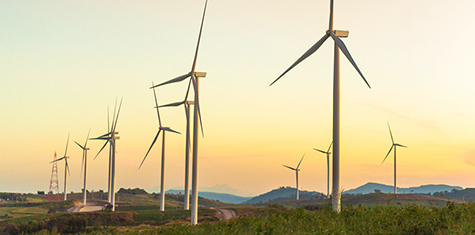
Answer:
top-left (158, 80), bottom-right (194, 210)
top-left (151, 0), bottom-right (208, 225)
top-left (270, 0), bottom-right (370, 212)
top-left (381, 122), bottom-right (407, 194)
top-left (139, 83), bottom-right (180, 212)
top-left (314, 142), bottom-right (332, 198)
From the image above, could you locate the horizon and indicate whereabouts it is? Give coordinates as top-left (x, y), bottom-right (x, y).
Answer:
top-left (1, 1), bottom-right (475, 197)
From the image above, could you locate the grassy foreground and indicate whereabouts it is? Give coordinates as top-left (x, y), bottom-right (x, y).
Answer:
top-left (124, 202), bottom-right (475, 235)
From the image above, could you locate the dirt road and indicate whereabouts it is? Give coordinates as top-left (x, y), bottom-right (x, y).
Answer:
top-left (216, 209), bottom-right (237, 221)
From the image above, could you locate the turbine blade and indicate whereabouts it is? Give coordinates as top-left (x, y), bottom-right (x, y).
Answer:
top-left (139, 130), bottom-right (162, 169)
top-left (151, 73), bottom-right (192, 88)
top-left (64, 133), bottom-right (70, 157)
top-left (74, 141), bottom-right (85, 150)
top-left (65, 158), bottom-right (70, 176)
top-left (328, 0), bottom-right (334, 30)
top-left (191, 0), bottom-right (208, 73)
top-left (184, 78), bottom-right (192, 102)
top-left (112, 98), bottom-right (123, 132)
top-left (270, 34), bottom-right (330, 86)
top-left (387, 121), bottom-right (394, 144)
top-left (158, 101), bottom-right (185, 108)
top-left (296, 154), bottom-right (305, 169)
top-left (93, 141), bottom-right (109, 160)
top-left (84, 128), bottom-right (91, 147)
top-left (283, 165), bottom-right (296, 171)
top-left (112, 98), bottom-right (118, 132)
top-left (313, 148), bottom-right (327, 154)
top-left (163, 127), bottom-right (181, 135)
top-left (184, 103), bottom-right (190, 123)
top-left (327, 142), bottom-right (333, 153)
top-left (191, 75), bottom-right (205, 137)
top-left (50, 157), bottom-right (65, 163)
top-left (396, 144), bottom-right (408, 148)
top-left (381, 146), bottom-right (394, 165)
top-left (152, 83), bottom-right (162, 128)
top-left (90, 132), bottom-right (111, 140)
top-left (80, 152), bottom-right (85, 178)
top-left (107, 105), bottom-right (110, 133)
top-left (329, 32), bottom-right (371, 89)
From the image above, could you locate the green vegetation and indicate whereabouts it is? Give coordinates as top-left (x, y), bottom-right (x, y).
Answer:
top-left (123, 202), bottom-right (475, 235)
top-left (117, 188), bottom-right (148, 195)
top-left (2, 192), bottom-right (475, 234)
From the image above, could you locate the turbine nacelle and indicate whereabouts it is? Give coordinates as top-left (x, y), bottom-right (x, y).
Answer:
top-left (326, 30), bottom-right (349, 38)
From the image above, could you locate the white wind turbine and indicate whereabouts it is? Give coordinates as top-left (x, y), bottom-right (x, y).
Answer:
top-left (158, 80), bottom-right (193, 210)
top-left (50, 133), bottom-right (70, 201)
top-left (75, 129), bottom-right (91, 205)
top-left (150, 0), bottom-right (208, 225)
top-left (269, 0), bottom-right (371, 212)
top-left (283, 154), bottom-right (305, 200)
top-left (313, 142), bottom-right (332, 198)
top-left (381, 122), bottom-right (407, 194)
top-left (91, 99), bottom-right (122, 211)
top-left (139, 84), bottom-right (180, 212)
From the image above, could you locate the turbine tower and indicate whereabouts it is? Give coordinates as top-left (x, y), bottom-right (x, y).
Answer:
top-left (91, 99), bottom-right (122, 211)
top-left (75, 129), bottom-right (91, 205)
top-left (283, 154), bottom-right (305, 200)
top-left (158, 80), bottom-right (194, 210)
top-left (139, 84), bottom-right (180, 212)
top-left (381, 122), bottom-right (407, 194)
top-left (313, 142), bottom-right (332, 198)
top-left (50, 133), bottom-right (70, 201)
top-left (150, 0), bottom-right (208, 225)
top-left (269, 0), bottom-right (371, 212)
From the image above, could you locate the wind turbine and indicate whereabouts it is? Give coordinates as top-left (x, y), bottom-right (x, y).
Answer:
top-left (150, 0), bottom-right (208, 225)
top-left (139, 84), bottom-right (180, 212)
top-left (313, 142), bottom-right (332, 198)
top-left (283, 154), bottom-right (305, 200)
top-left (269, 0), bottom-right (371, 212)
top-left (381, 122), bottom-right (407, 194)
top-left (75, 129), bottom-right (91, 205)
top-left (91, 98), bottom-right (122, 211)
top-left (50, 133), bottom-right (70, 201)
top-left (158, 80), bottom-right (194, 210)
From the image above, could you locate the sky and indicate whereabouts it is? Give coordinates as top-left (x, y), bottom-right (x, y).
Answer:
top-left (1, 0), bottom-right (475, 197)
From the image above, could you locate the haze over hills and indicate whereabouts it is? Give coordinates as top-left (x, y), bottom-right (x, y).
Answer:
top-left (164, 189), bottom-right (252, 204)
top-left (243, 186), bottom-right (325, 204)
top-left (344, 182), bottom-right (463, 195)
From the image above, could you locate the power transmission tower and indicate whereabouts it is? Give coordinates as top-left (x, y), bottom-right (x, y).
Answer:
top-left (48, 152), bottom-right (60, 202)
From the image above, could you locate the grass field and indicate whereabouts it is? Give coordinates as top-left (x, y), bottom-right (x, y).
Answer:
top-left (0, 192), bottom-right (472, 234)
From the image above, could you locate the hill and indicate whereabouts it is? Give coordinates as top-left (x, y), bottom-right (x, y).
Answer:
top-left (243, 186), bottom-right (325, 204)
top-left (164, 189), bottom-right (252, 204)
top-left (275, 192), bottom-right (465, 209)
top-left (432, 188), bottom-right (475, 201)
top-left (344, 182), bottom-right (463, 195)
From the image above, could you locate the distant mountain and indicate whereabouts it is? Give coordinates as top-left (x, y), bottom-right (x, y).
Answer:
top-left (344, 182), bottom-right (463, 195)
top-left (432, 188), bottom-right (475, 201)
top-left (243, 186), bottom-right (325, 204)
top-left (165, 189), bottom-right (252, 204)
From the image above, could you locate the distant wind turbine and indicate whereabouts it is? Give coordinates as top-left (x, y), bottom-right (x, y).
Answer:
top-left (381, 121), bottom-right (407, 194)
top-left (91, 98), bottom-right (122, 211)
top-left (313, 142), bottom-right (332, 198)
top-left (158, 80), bottom-right (193, 210)
top-left (283, 154), bottom-right (305, 200)
top-left (269, 0), bottom-right (371, 212)
top-left (139, 84), bottom-right (180, 212)
top-left (75, 129), bottom-right (91, 205)
top-left (150, 0), bottom-right (208, 225)
top-left (51, 133), bottom-right (70, 201)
